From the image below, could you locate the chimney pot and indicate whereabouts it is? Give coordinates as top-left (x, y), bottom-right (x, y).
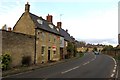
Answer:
top-left (25, 2), bottom-right (30, 12)
top-left (57, 22), bottom-right (62, 29)
top-left (8, 27), bottom-right (12, 31)
top-left (46, 14), bottom-right (53, 23)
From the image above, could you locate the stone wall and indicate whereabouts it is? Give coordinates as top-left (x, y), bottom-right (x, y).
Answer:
top-left (102, 50), bottom-right (120, 57)
top-left (1, 30), bottom-right (35, 67)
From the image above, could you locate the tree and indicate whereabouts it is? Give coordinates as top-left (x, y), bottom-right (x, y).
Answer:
top-left (93, 47), bottom-right (97, 52)
top-left (77, 41), bottom-right (86, 47)
top-left (73, 45), bottom-right (77, 57)
top-left (102, 45), bottom-right (114, 51)
top-left (66, 42), bottom-right (74, 58)
top-left (86, 48), bottom-right (89, 52)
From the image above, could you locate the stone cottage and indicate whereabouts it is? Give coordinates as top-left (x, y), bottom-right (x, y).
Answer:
top-left (56, 22), bottom-right (74, 59)
top-left (1, 2), bottom-right (76, 67)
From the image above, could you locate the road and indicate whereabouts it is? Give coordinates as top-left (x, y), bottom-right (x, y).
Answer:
top-left (4, 52), bottom-right (117, 79)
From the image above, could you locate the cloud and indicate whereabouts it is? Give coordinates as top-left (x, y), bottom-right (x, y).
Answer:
top-left (0, 1), bottom-right (118, 46)
top-left (17, 0), bottom-right (119, 3)
top-left (62, 6), bottom-right (118, 40)
top-left (0, 1), bottom-right (24, 28)
top-left (2, 0), bottom-right (118, 3)
top-left (77, 38), bottom-right (118, 47)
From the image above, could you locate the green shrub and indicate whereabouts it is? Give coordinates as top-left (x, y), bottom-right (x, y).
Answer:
top-left (1, 53), bottom-right (11, 71)
top-left (22, 56), bottom-right (31, 66)
top-left (114, 56), bottom-right (120, 60)
top-left (79, 53), bottom-right (84, 57)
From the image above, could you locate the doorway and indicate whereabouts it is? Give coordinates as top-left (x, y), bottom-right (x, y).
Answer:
top-left (48, 50), bottom-right (50, 61)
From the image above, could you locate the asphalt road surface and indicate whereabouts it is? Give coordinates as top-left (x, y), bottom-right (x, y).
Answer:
top-left (4, 52), bottom-right (117, 79)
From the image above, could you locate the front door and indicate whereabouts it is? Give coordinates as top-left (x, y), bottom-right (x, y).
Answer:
top-left (48, 50), bottom-right (50, 61)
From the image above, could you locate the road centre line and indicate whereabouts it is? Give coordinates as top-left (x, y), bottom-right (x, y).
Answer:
top-left (114, 66), bottom-right (116, 70)
top-left (113, 70), bottom-right (116, 73)
top-left (111, 74), bottom-right (114, 77)
top-left (83, 62), bottom-right (88, 65)
top-left (61, 66), bottom-right (79, 74)
top-left (62, 54), bottom-right (96, 74)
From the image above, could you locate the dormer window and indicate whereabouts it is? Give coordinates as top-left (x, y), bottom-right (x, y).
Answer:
top-left (37, 19), bottom-right (43, 24)
top-left (49, 24), bottom-right (54, 29)
top-left (56, 28), bottom-right (59, 31)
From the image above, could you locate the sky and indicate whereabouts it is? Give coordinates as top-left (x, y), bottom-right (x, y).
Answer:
top-left (0, 0), bottom-right (119, 46)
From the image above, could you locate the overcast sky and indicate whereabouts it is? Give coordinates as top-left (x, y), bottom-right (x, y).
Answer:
top-left (0, 0), bottom-right (119, 46)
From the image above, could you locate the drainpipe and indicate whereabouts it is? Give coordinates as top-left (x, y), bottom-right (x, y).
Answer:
top-left (34, 28), bottom-right (37, 64)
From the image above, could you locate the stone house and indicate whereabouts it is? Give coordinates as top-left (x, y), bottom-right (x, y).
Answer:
top-left (56, 22), bottom-right (74, 59)
top-left (13, 2), bottom-right (61, 64)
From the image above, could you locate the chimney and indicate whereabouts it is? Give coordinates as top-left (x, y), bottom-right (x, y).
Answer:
top-left (57, 22), bottom-right (62, 29)
top-left (25, 2), bottom-right (30, 12)
top-left (2, 24), bottom-right (7, 30)
top-left (66, 29), bottom-right (68, 32)
top-left (46, 14), bottom-right (53, 23)
top-left (8, 27), bottom-right (12, 31)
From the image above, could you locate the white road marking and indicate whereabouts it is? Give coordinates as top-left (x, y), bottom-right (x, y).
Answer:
top-left (83, 62), bottom-right (88, 65)
top-left (61, 66), bottom-right (79, 74)
top-left (114, 67), bottom-right (116, 70)
top-left (107, 55), bottom-right (117, 78)
top-left (111, 74), bottom-right (114, 77)
top-left (83, 61), bottom-right (91, 66)
top-left (113, 70), bottom-right (116, 73)
top-left (73, 66), bottom-right (79, 69)
top-left (87, 61), bottom-right (90, 64)
top-left (62, 53), bottom-right (96, 74)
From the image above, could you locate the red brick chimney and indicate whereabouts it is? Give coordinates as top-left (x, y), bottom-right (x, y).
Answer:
top-left (46, 14), bottom-right (53, 23)
top-left (25, 2), bottom-right (30, 12)
top-left (8, 27), bottom-right (12, 31)
top-left (57, 22), bottom-right (62, 29)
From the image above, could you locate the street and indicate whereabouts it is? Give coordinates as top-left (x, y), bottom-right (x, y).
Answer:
top-left (4, 53), bottom-right (117, 79)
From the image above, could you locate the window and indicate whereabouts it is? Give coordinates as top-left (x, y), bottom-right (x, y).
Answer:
top-left (41, 32), bottom-right (45, 41)
top-left (54, 36), bottom-right (56, 43)
top-left (56, 28), bottom-right (59, 31)
top-left (48, 34), bottom-right (51, 42)
top-left (60, 39), bottom-right (62, 44)
top-left (49, 24), bottom-right (54, 29)
top-left (53, 51), bottom-right (56, 54)
top-left (37, 19), bottom-right (43, 24)
top-left (66, 42), bottom-right (68, 47)
top-left (41, 46), bottom-right (45, 54)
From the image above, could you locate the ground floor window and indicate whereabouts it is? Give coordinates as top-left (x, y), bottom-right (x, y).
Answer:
top-left (53, 51), bottom-right (56, 54)
top-left (41, 46), bottom-right (45, 54)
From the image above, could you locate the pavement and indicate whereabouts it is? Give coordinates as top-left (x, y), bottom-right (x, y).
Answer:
top-left (3, 53), bottom-right (117, 79)
top-left (2, 57), bottom-right (80, 77)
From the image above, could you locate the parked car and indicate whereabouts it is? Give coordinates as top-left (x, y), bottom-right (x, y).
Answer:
top-left (94, 51), bottom-right (99, 55)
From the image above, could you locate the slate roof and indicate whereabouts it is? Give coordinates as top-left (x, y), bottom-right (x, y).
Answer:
top-left (29, 13), bottom-right (61, 36)
top-left (59, 28), bottom-right (74, 42)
